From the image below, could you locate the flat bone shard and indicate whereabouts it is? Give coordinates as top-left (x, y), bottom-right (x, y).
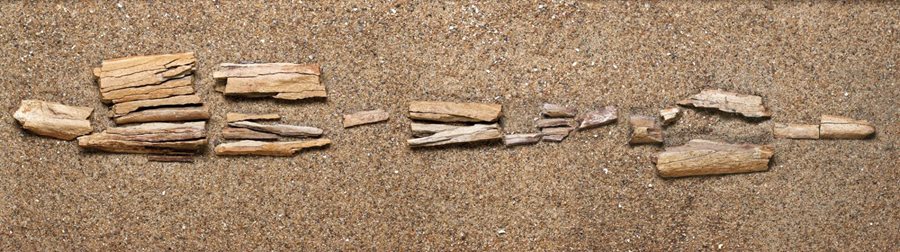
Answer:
top-left (13, 99), bottom-right (94, 140)
top-left (578, 106), bottom-right (618, 130)
top-left (410, 122), bottom-right (463, 137)
top-left (541, 103), bottom-right (577, 118)
top-left (629, 115), bottom-right (663, 144)
top-left (77, 122), bottom-right (207, 154)
top-left (111, 94), bottom-right (202, 117)
top-left (222, 127), bottom-right (280, 140)
top-left (213, 63), bottom-right (326, 100)
top-left (503, 133), bottom-right (542, 146)
top-left (225, 113), bottom-right (282, 123)
top-left (408, 101), bottom-right (502, 123)
top-left (541, 126), bottom-right (574, 142)
top-left (343, 109), bottom-right (389, 128)
top-left (660, 107), bottom-right (681, 125)
top-left (655, 139), bottom-right (774, 178)
top-left (407, 124), bottom-right (502, 147)
top-left (535, 118), bottom-right (578, 129)
top-left (114, 106), bottom-right (209, 125)
top-left (677, 89), bottom-right (772, 118)
top-left (819, 115), bottom-right (876, 139)
top-left (214, 139), bottom-right (331, 156)
top-left (228, 121), bottom-right (323, 137)
top-left (773, 123), bottom-right (819, 139)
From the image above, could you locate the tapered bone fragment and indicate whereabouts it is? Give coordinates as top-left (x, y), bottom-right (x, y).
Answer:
top-left (213, 63), bottom-right (326, 100)
top-left (535, 118), bottom-right (577, 128)
top-left (222, 127), bottom-right (280, 140)
top-left (629, 115), bottom-right (663, 144)
top-left (410, 122), bottom-right (463, 137)
top-left (77, 122), bottom-right (207, 154)
top-left (228, 121), bottom-right (323, 137)
top-left (819, 115), bottom-right (875, 139)
top-left (214, 139), bottom-right (331, 156)
top-left (225, 113), bottom-right (282, 123)
top-left (408, 124), bottom-right (502, 147)
top-left (111, 94), bottom-right (202, 117)
top-left (503, 133), bottom-right (542, 147)
top-left (408, 101), bottom-right (502, 123)
top-left (677, 89), bottom-right (771, 118)
top-left (114, 106), bottom-right (209, 125)
top-left (541, 126), bottom-right (574, 142)
top-left (541, 103), bottom-right (577, 118)
top-left (343, 109), bottom-right (389, 128)
top-left (655, 139), bottom-right (774, 178)
top-left (13, 99), bottom-right (94, 140)
top-left (773, 123), bottom-right (819, 139)
top-left (660, 107), bottom-right (681, 125)
top-left (577, 106), bottom-right (617, 130)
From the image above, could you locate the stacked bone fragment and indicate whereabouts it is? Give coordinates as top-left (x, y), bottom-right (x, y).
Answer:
top-left (536, 103), bottom-right (577, 142)
top-left (78, 53), bottom-right (210, 162)
top-left (406, 101), bottom-right (503, 147)
top-left (212, 63), bottom-right (326, 100)
top-left (214, 113), bottom-right (330, 156)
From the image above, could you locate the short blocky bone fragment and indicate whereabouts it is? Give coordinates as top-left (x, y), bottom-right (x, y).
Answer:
top-left (214, 139), bottom-right (332, 156)
top-left (577, 106), bottom-right (618, 130)
top-left (541, 103), bottom-right (577, 118)
top-left (410, 122), bottom-right (464, 137)
top-left (77, 122), bottom-right (207, 154)
top-left (660, 107), bottom-right (681, 125)
top-left (228, 121), bottom-right (323, 137)
top-left (343, 109), bottom-right (389, 128)
top-left (408, 124), bottom-right (502, 147)
top-left (629, 115), bottom-right (663, 144)
top-left (677, 89), bottom-right (771, 118)
top-left (655, 139), bottom-right (774, 178)
top-left (213, 63), bottom-right (326, 100)
top-left (408, 101), bottom-right (502, 123)
top-left (225, 113), bottom-right (282, 123)
top-left (773, 123), bottom-right (819, 139)
top-left (222, 127), bottom-right (280, 140)
top-left (13, 99), bottom-right (94, 140)
top-left (503, 133), bottom-right (542, 147)
top-left (541, 126), bottom-right (574, 142)
top-left (819, 115), bottom-right (875, 139)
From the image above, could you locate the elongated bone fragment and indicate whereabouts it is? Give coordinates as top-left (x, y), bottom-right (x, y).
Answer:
top-left (629, 115), bottom-right (663, 144)
top-left (408, 101), bottom-right (502, 123)
top-left (410, 122), bottom-right (464, 137)
top-left (214, 139), bottom-right (331, 156)
top-left (222, 127), bottom-right (280, 140)
top-left (819, 115), bottom-right (875, 139)
top-left (660, 107), bottom-right (681, 125)
top-left (114, 106), bottom-right (209, 125)
top-left (111, 94), bottom-right (202, 117)
top-left (147, 155), bottom-right (193, 163)
top-left (225, 113), bottom-right (282, 123)
top-left (213, 63), bottom-right (326, 100)
top-left (407, 124), bottom-right (502, 147)
top-left (103, 77), bottom-right (195, 103)
top-left (343, 109), bottom-right (389, 128)
top-left (228, 121), bottom-right (323, 137)
top-left (535, 118), bottom-right (577, 129)
top-left (503, 133), bottom-right (542, 147)
top-left (541, 103), bottom-right (577, 118)
top-left (655, 139), bottom-right (773, 178)
top-left (577, 106), bottom-right (618, 130)
top-left (677, 89), bottom-right (771, 118)
top-left (773, 123), bottom-right (819, 139)
top-left (77, 122), bottom-right (207, 154)
top-left (13, 99), bottom-right (94, 140)
top-left (541, 126), bottom-right (574, 142)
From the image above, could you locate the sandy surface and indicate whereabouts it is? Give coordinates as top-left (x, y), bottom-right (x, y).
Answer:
top-left (1, 1), bottom-right (898, 250)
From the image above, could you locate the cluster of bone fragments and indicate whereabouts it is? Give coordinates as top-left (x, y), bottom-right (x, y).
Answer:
top-left (13, 52), bottom-right (878, 178)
